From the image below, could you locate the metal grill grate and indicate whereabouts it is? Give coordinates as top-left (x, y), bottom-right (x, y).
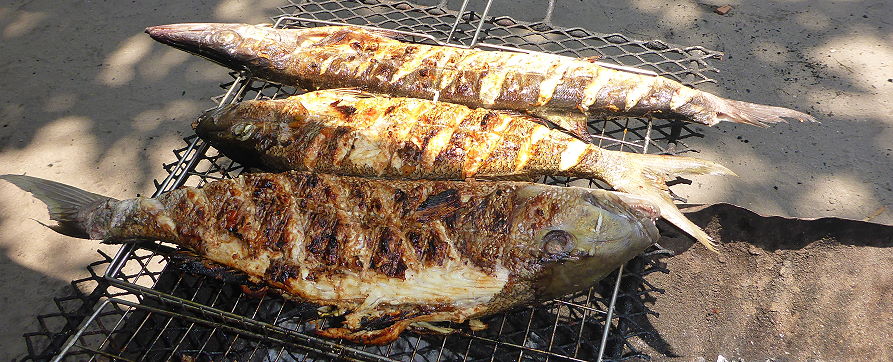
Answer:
top-left (22, 0), bottom-right (722, 360)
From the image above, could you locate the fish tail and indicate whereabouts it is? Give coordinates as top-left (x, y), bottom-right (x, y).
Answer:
top-left (0, 175), bottom-right (116, 239)
top-left (706, 93), bottom-right (818, 127)
top-left (594, 150), bottom-right (735, 252)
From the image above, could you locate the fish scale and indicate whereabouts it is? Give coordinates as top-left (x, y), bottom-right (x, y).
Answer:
top-left (195, 89), bottom-right (734, 251)
top-left (2, 171), bottom-right (659, 344)
top-left (147, 23), bottom-right (817, 142)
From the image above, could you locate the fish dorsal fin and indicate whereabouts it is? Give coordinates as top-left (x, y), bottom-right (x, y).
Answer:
top-left (363, 27), bottom-right (407, 40)
top-left (311, 26), bottom-right (396, 47)
top-left (319, 87), bottom-right (380, 99)
top-left (525, 110), bottom-right (593, 143)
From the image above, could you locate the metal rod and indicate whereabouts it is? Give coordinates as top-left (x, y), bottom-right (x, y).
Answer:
top-left (51, 298), bottom-right (115, 362)
top-left (446, 0), bottom-right (472, 43)
top-left (543, 0), bottom-right (555, 24)
top-left (275, 14), bottom-right (660, 77)
top-left (572, 288), bottom-right (596, 357)
top-left (38, 1), bottom-right (723, 360)
top-left (596, 265), bottom-right (625, 362)
top-left (469, 0), bottom-right (495, 47)
top-left (102, 71), bottom-right (244, 281)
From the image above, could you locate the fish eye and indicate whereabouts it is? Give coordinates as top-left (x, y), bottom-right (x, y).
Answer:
top-left (214, 30), bottom-right (242, 45)
top-left (232, 123), bottom-right (255, 140)
top-left (542, 230), bottom-right (576, 254)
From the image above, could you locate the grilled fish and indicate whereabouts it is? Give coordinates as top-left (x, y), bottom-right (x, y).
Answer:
top-left (146, 23), bottom-right (816, 140)
top-left (1, 172), bottom-right (659, 344)
top-left (195, 89), bottom-right (733, 251)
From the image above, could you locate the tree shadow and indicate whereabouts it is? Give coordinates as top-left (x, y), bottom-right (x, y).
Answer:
top-left (0, 1), bottom-right (285, 359)
top-left (1, 0), bottom-right (891, 360)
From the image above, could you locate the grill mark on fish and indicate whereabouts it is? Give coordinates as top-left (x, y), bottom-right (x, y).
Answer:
top-left (285, 121), bottom-right (325, 170)
top-left (202, 179), bottom-right (249, 240)
top-left (164, 188), bottom-right (209, 251)
top-left (406, 229), bottom-right (449, 267)
top-left (305, 209), bottom-right (342, 266)
top-left (486, 117), bottom-right (540, 175)
top-left (414, 189), bottom-right (461, 222)
top-left (194, 88), bottom-right (728, 251)
top-left (461, 111), bottom-right (511, 176)
top-left (330, 100), bottom-right (357, 117)
top-left (266, 258), bottom-right (300, 285)
top-left (248, 175), bottom-right (293, 252)
top-left (159, 24), bottom-right (815, 136)
top-left (317, 125), bottom-right (356, 171)
top-left (371, 227), bottom-right (408, 278)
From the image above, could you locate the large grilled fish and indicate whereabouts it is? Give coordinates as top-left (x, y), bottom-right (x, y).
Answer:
top-left (194, 89), bottom-right (732, 251)
top-left (146, 23), bottom-right (816, 140)
top-left (2, 172), bottom-right (658, 344)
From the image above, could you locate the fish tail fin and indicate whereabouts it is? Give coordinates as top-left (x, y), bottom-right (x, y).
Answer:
top-left (707, 93), bottom-right (818, 127)
top-left (0, 175), bottom-right (116, 239)
top-left (595, 150), bottom-right (735, 252)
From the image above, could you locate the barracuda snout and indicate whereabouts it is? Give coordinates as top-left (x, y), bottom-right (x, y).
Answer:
top-left (146, 23), bottom-right (266, 69)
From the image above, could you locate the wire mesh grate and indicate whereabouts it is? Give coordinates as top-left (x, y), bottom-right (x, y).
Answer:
top-left (22, 0), bottom-right (722, 360)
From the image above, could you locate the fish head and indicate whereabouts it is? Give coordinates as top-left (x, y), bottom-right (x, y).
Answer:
top-left (145, 23), bottom-right (352, 72)
top-left (193, 100), bottom-right (308, 169)
top-left (513, 186), bottom-right (660, 299)
top-left (145, 23), bottom-right (296, 70)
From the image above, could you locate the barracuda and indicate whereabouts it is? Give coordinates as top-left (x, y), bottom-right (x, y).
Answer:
top-left (2, 172), bottom-right (659, 344)
top-left (194, 89), bottom-right (734, 251)
top-left (146, 23), bottom-right (816, 141)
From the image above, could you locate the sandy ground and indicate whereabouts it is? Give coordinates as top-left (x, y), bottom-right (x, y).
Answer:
top-left (0, 0), bottom-right (890, 360)
top-left (640, 205), bottom-right (893, 360)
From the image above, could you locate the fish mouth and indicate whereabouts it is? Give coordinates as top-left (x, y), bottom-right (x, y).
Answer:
top-left (193, 106), bottom-right (238, 137)
top-left (146, 23), bottom-right (214, 47)
top-left (611, 192), bottom-right (661, 221)
top-left (608, 192), bottom-right (661, 242)
top-left (145, 23), bottom-right (246, 69)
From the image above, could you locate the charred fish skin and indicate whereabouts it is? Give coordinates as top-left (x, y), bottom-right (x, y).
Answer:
top-left (195, 89), bottom-right (732, 251)
top-left (148, 23), bottom-right (817, 140)
top-left (1, 173), bottom-right (658, 344)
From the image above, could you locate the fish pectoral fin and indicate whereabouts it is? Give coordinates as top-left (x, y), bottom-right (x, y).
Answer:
top-left (468, 318), bottom-right (487, 331)
top-left (597, 150), bottom-right (736, 253)
top-left (526, 110), bottom-right (592, 143)
top-left (315, 319), bottom-right (414, 345)
top-left (410, 321), bottom-right (457, 335)
top-left (316, 305), bottom-right (349, 318)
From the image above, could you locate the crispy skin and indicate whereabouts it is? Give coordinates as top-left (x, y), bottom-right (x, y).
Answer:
top-left (196, 90), bottom-right (734, 252)
top-left (110, 173), bottom-right (551, 333)
top-left (147, 24), bottom-right (816, 138)
top-left (199, 92), bottom-right (592, 180)
top-left (1, 172), bottom-right (658, 344)
top-left (117, 172), bottom-right (537, 280)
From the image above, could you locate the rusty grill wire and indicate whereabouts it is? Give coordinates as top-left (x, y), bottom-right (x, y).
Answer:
top-left (21, 0), bottom-right (723, 361)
